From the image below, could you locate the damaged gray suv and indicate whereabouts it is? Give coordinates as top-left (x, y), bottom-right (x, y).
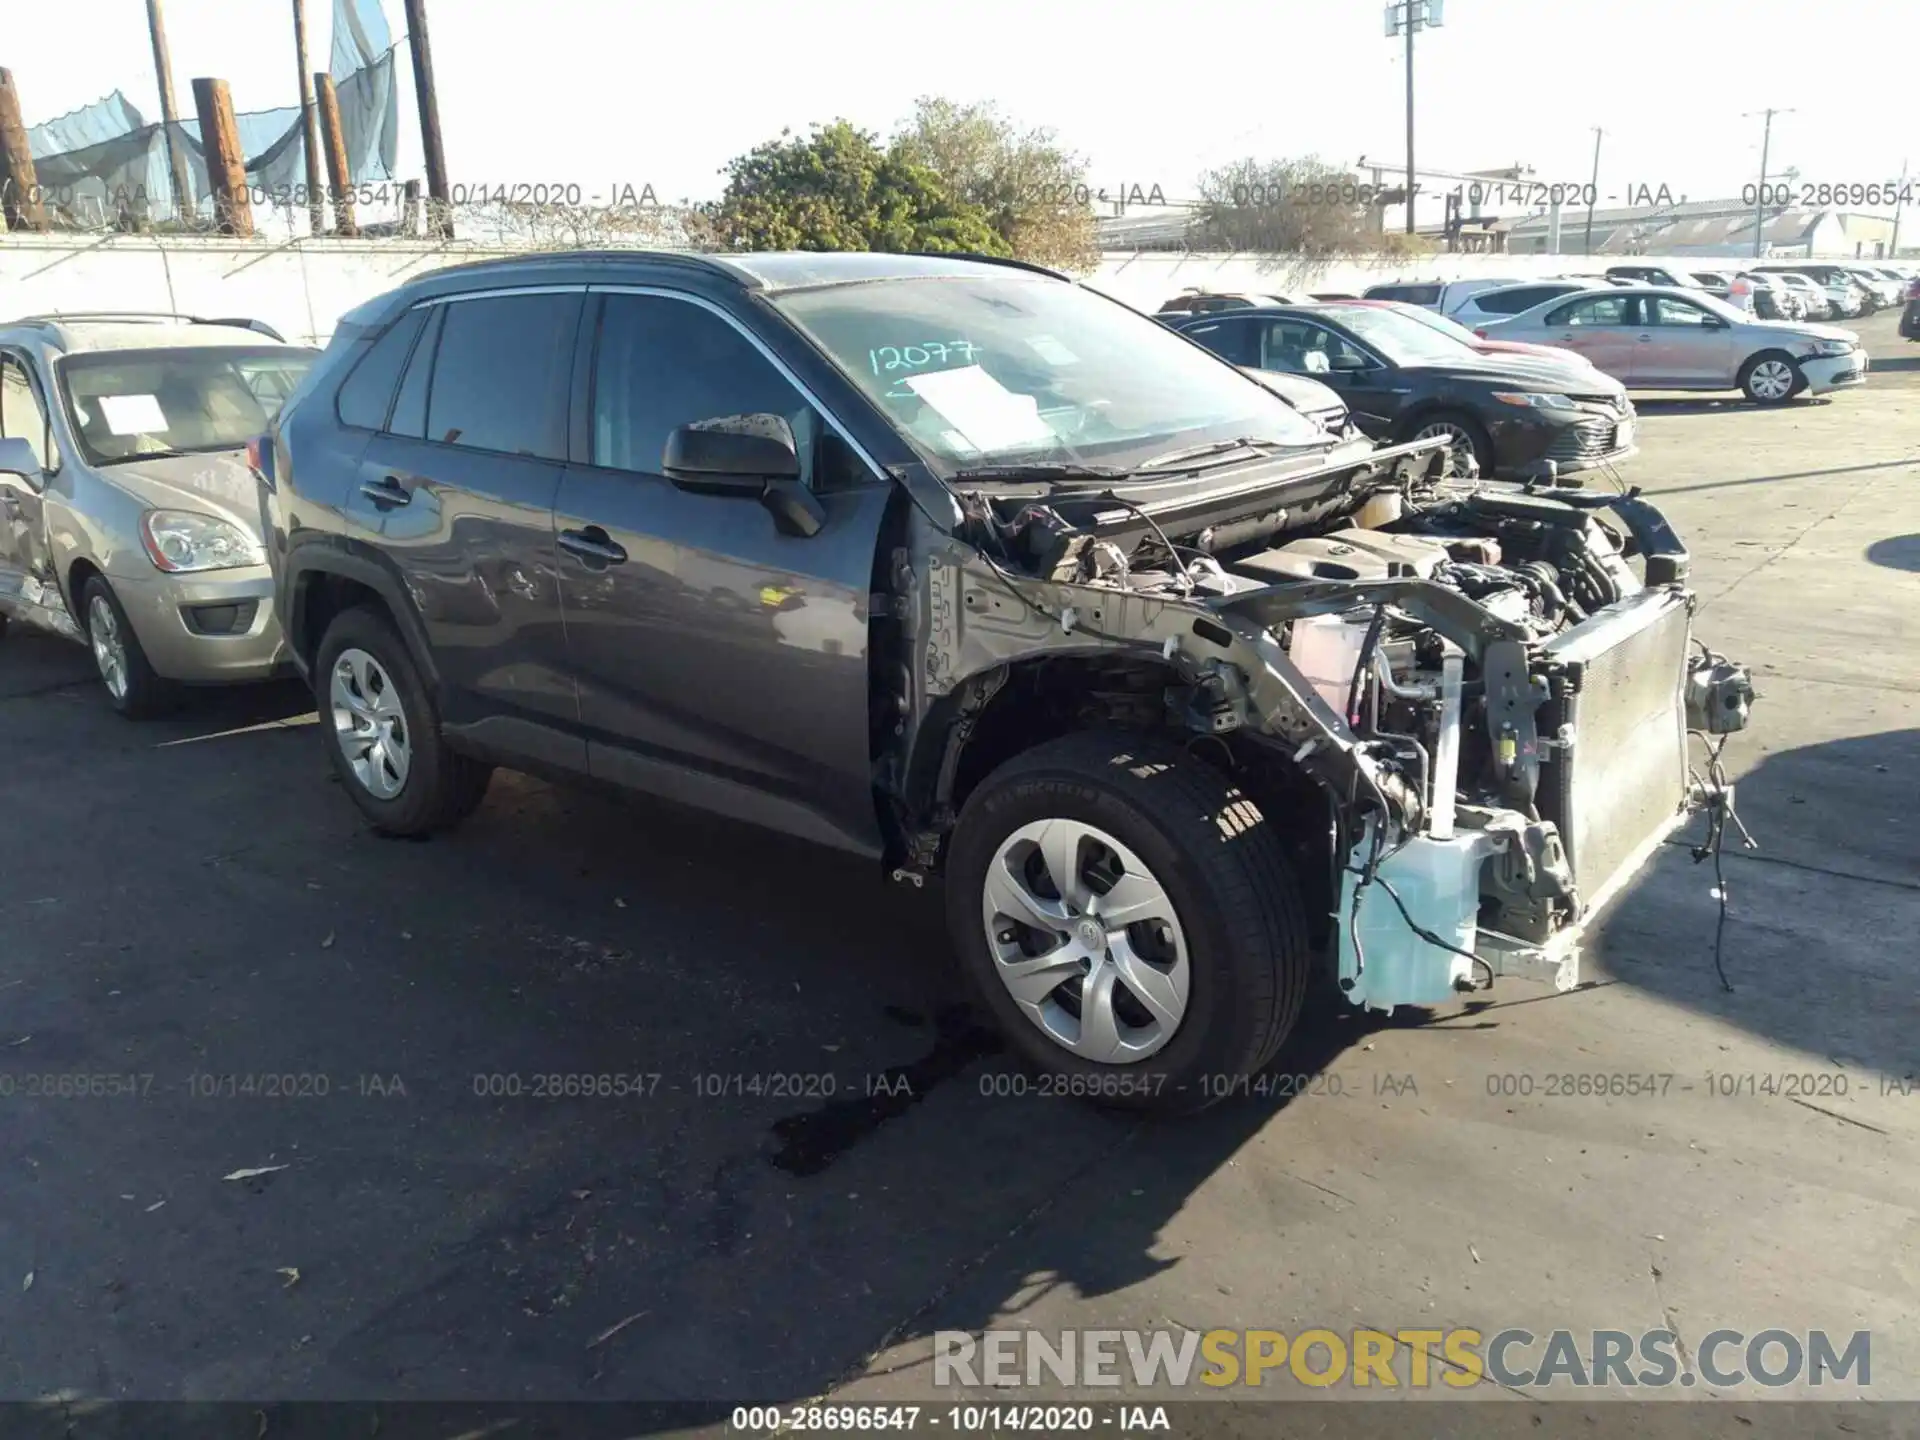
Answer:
top-left (260, 251), bottom-right (1754, 1110)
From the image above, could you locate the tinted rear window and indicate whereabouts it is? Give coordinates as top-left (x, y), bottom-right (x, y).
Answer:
top-left (422, 294), bottom-right (581, 459)
top-left (1364, 284), bottom-right (1443, 305)
top-left (1473, 286), bottom-right (1563, 314)
top-left (335, 308), bottom-right (427, 430)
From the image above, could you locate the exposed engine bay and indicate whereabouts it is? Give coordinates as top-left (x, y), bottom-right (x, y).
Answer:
top-left (899, 437), bottom-right (1756, 1011)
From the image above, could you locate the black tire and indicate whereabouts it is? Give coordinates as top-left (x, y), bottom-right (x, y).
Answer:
top-left (314, 605), bottom-right (492, 836)
top-left (1401, 408), bottom-right (1494, 479)
top-left (946, 731), bottom-right (1312, 1114)
top-left (1739, 350), bottom-right (1803, 405)
top-left (79, 575), bottom-right (176, 719)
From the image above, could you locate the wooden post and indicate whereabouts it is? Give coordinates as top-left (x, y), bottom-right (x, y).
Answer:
top-left (292, 0), bottom-right (328, 235)
top-left (0, 68), bottom-right (48, 233)
top-left (314, 73), bottom-right (357, 236)
top-left (401, 0), bottom-right (453, 238)
top-left (190, 77), bottom-right (254, 237)
top-left (145, 0), bottom-right (196, 221)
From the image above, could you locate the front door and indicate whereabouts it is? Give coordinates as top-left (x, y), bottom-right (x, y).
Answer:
top-left (1636, 293), bottom-right (1737, 386)
top-left (1259, 319), bottom-right (1401, 437)
top-left (0, 351), bottom-right (65, 635)
top-left (345, 290), bottom-right (585, 768)
top-left (1541, 293), bottom-right (1641, 382)
top-left (551, 289), bottom-right (891, 857)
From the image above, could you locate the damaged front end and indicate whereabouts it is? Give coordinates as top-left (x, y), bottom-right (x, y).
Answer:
top-left (888, 438), bottom-right (1754, 1013)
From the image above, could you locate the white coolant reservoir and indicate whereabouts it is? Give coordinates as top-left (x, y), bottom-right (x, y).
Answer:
top-left (1337, 825), bottom-right (1504, 1012)
top-left (1353, 490), bottom-right (1404, 529)
top-left (1286, 614), bottom-right (1371, 715)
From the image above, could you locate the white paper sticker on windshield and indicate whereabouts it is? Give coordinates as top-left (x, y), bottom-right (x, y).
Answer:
top-left (903, 365), bottom-right (1053, 452)
top-left (97, 394), bottom-right (169, 435)
top-left (1025, 335), bottom-right (1080, 366)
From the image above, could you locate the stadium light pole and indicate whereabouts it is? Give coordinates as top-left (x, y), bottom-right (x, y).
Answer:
top-left (1385, 0), bottom-right (1444, 235)
top-left (1584, 128), bottom-right (1603, 256)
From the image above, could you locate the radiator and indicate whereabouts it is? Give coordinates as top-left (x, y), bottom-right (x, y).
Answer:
top-left (1535, 589), bottom-right (1694, 915)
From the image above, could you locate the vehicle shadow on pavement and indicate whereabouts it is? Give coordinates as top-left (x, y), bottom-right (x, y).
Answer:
top-left (1585, 727), bottom-right (1919, 1084)
top-left (1866, 534), bottom-right (1920, 573)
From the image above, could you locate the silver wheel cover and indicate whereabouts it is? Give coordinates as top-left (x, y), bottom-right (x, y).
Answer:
top-left (330, 648), bottom-right (412, 800)
top-left (88, 594), bottom-right (129, 700)
top-left (980, 818), bottom-right (1191, 1064)
top-left (1750, 360), bottom-right (1795, 400)
top-left (1412, 420), bottom-right (1477, 467)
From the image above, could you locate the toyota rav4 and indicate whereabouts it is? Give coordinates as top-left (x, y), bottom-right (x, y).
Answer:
top-left (258, 251), bottom-right (1754, 1110)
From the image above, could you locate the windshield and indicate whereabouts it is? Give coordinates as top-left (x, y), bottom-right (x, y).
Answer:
top-left (1680, 290), bottom-right (1757, 323)
top-left (58, 346), bottom-right (317, 466)
top-left (1390, 305), bottom-right (1489, 346)
top-left (1311, 305), bottom-right (1481, 365)
top-left (769, 275), bottom-right (1324, 474)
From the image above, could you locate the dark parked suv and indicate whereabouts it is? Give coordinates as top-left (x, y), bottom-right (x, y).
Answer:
top-left (259, 251), bottom-right (1750, 1109)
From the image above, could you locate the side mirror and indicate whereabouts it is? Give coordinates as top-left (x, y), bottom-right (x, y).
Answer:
top-left (0, 436), bottom-right (43, 486)
top-left (661, 413), bottom-right (824, 538)
top-left (1329, 352), bottom-right (1368, 372)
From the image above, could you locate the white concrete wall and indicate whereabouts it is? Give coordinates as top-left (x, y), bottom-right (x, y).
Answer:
top-left (0, 234), bottom-right (1697, 344)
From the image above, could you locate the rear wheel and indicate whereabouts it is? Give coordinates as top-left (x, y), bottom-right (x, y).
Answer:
top-left (315, 606), bottom-right (492, 836)
top-left (945, 731), bottom-right (1312, 1113)
top-left (1740, 351), bottom-right (1801, 405)
top-left (80, 576), bottom-right (175, 719)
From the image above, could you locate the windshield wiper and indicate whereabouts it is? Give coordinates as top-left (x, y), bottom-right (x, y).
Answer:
top-left (949, 462), bottom-right (1133, 484)
top-left (1135, 436), bottom-right (1286, 470)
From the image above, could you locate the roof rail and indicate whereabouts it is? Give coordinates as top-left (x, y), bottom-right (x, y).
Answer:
top-left (916, 252), bottom-right (1071, 282)
top-left (9, 311), bottom-right (286, 342)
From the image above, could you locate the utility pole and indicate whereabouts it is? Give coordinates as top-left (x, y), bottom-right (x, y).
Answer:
top-left (1385, 1), bottom-right (1444, 235)
top-left (145, 0), bottom-right (196, 222)
top-left (0, 68), bottom-right (47, 232)
top-left (402, 0), bottom-right (453, 238)
top-left (1890, 158), bottom-right (1909, 258)
top-left (1746, 107), bottom-right (1794, 259)
top-left (292, 0), bottom-right (327, 235)
top-left (1584, 128), bottom-right (1604, 256)
top-left (191, 77), bottom-right (254, 237)
top-left (315, 73), bottom-right (357, 236)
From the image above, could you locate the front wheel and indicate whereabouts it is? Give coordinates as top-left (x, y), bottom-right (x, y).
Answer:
top-left (945, 732), bottom-right (1312, 1113)
top-left (1405, 410), bottom-right (1494, 479)
top-left (80, 576), bottom-right (175, 719)
top-left (314, 606), bottom-right (492, 836)
top-left (1740, 351), bottom-right (1802, 405)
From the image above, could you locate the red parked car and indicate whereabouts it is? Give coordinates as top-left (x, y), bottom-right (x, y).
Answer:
top-left (1328, 298), bottom-right (1598, 366)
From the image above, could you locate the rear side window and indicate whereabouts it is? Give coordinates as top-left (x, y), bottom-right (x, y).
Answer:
top-left (1178, 318), bottom-right (1260, 367)
top-left (1473, 286), bottom-right (1558, 315)
top-left (387, 305), bottom-right (445, 439)
top-left (335, 308), bottom-right (427, 430)
top-left (423, 293), bottom-right (582, 459)
top-left (1364, 284), bottom-right (1443, 305)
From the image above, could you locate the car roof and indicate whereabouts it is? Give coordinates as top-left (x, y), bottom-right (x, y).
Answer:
top-left (0, 315), bottom-right (299, 356)
top-left (408, 248), bottom-right (1066, 297)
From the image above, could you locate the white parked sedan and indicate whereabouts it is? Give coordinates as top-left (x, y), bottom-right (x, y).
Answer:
top-left (1477, 286), bottom-right (1866, 404)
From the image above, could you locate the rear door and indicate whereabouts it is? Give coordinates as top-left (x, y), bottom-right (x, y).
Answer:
top-left (0, 351), bottom-right (59, 629)
top-left (346, 288), bottom-right (585, 767)
top-left (1539, 293), bottom-right (1640, 380)
top-left (550, 288), bottom-right (892, 858)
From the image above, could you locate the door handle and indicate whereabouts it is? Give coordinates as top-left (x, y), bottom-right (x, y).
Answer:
top-left (558, 526), bottom-right (628, 566)
top-left (359, 475), bottom-right (412, 509)
top-left (1638, 334), bottom-right (1653, 342)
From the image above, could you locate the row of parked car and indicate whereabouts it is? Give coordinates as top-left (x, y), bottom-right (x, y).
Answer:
top-left (0, 251), bottom-right (1753, 1104)
top-left (1156, 258), bottom-right (1899, 417)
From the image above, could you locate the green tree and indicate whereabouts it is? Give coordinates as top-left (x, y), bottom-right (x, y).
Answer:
top-left (701, 120), bottom-right (1005, 255)
top-left (893, 98), bottom-right (1101, 271)
top-left (1194, 155), bottom-right (1405, 256)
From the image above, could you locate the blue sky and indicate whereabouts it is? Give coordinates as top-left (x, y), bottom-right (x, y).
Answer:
top-left (13, 0), bottom-right (1916, 215)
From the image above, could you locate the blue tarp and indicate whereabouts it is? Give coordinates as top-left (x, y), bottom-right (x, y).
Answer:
top-left (26, 0), bottom-right (399, 225)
